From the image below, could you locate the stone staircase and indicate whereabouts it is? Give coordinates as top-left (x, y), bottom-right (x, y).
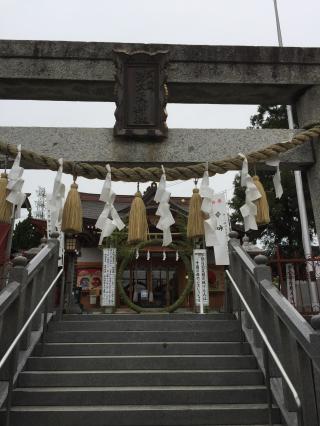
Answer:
top-left (2, 313), bottom-right (282, 425)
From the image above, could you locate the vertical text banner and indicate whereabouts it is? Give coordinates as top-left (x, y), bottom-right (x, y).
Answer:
top-left (101, 248), bottom-right (117, 307)
top-left (285, 263), bottom-right (297, 306)
top-left (212, 192), bottom-right (230, 265)
top-left (193, 249), bottom-right (209, 307)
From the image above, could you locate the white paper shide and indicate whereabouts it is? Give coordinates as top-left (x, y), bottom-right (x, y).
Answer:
top-left (200, 170), bottom-right (219, 247)
top-left (154, 167), bottom-right (175, 246)
top-left (47, 158), bottom-right (65, 235)
top-left (96, 165), bottom-right (125, 245)
top-left (239, 154), bottom-right (261, 232)
top-left (6, 145), bottom-right (26, 218)
top-left (101, 248), bottom-right (117, 307)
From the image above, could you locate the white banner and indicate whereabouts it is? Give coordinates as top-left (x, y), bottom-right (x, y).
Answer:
top-left (212, 193), bottom-right (230, 265)
top-left (193, 249), bottom-right (209, 307)
top-left (285, 263), bottom-right (296, 306)
top-left (101, 248), bottom-right (117, 307)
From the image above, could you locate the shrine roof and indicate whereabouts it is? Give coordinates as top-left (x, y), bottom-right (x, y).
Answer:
top-left (79, 191), bottom-right (190, 221)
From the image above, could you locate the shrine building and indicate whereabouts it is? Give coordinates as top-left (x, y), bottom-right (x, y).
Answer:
top-left (73, 184), bottom-right (225, 312)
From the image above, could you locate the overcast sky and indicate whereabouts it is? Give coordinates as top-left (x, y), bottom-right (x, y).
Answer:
top-left (0, 0), bottom-right (319, 215)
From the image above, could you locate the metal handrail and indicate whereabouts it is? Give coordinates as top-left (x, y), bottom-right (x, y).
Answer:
top-left (0, 268), bottom-right (63, 426)
top-left (226, 269), bottom-right (303, 426)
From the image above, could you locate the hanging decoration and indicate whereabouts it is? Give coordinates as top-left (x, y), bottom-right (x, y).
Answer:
top-left (176, 251), bottom-right (179, 261)
top-left (0, 173), bottom-right (12, 224)
top-left (95, 164), bottom-right (125, 245)
top-left (266, 157), bottom-right (283, 199)
top-left (147, 250), bottom-right (150, 261)
top-left (127, 186), bottom-right (149, 244)
top-left (252, 175), bottom-right (270, 225)
top-left (187, 183), bottom-right (205, 239)
top-left (239, 154), bottom-right (261, 232)
top-left (135, 248), bottom-right (139, 260)
top-left (47, 158), bottom-right (65, 235)
top-left (61, 175), bottom-right (83, 234)
top-left (6, 144), bottom-right (26, 219)
top-left (163, 251), bottom-right (166, 261)
top-left (200, 167), bottom-right (219, 247)
top-left (154, 166), bottom-right (175, 246)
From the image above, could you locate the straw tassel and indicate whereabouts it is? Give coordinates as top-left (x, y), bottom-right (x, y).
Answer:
top-left (0, 173), bottom-right (12, 224)
top-left (253, 176), bottom-right (270, 226)
top-left (127, 191), bottom-right (149, 243)
top-left (61, 182), bottom-right (83, 234)
top-left (187, 188), bottom-right (205, 239)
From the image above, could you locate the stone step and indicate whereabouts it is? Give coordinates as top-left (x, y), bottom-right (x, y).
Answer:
top-left (26, 355), bottom-right (257, 371)
top-left (45, 330), bottom-right (242, 343)
top-left (62, 313), bottom-right (234, 321)
top-left (0, 404), bottom-right (280, 426)
top-left (49, 319), bottom-right (239, 332)
top-left (33, 341), bottom-right (251, 357)
top-left (18, 370), bottom-right (264, 388)
top-left (12, 385), bottom-right (268, 406)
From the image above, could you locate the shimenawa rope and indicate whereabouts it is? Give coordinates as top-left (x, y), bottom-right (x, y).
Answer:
top-left (0, 127), bottom-right (319, 182)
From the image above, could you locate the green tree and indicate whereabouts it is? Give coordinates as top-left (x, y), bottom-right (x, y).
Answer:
top-left (12, 215), bottom-right (42, 253)
top-left (249, 105), bottom-right (289, 129)
top-left (229, 105), bottom-right (315, 256)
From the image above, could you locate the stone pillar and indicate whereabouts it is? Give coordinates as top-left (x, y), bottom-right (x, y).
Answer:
top-left (296, 86), bottom-right (320, 129)
top-left (295, 85), bottom-right (320, 235)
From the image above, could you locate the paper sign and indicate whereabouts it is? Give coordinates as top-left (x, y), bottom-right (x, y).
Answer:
top-left (193, 249), bottom-right (209, 306)
top-left (101, 248), bottom-right (117, 306)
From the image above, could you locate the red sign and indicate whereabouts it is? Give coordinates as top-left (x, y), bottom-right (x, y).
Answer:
top-left (77, 269), bottom-right (102, 290)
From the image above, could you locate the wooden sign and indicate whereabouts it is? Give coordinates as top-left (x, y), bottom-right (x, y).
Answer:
top-left (113, 50), bottom-right (168, 139)
top-left (101, 248), bottom-right (117, 306)
top-left (193, 249), bottom-right (209, 308)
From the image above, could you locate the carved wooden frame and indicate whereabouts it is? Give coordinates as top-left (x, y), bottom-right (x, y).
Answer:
top-left (113, 50), bottom-right (169, 139)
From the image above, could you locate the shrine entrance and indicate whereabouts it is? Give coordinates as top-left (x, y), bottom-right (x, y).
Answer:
top-left (122, 251), bottom-right (184, 309)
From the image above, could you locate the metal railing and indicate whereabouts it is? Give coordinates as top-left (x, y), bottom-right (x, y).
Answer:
top-left (0, 267), bottom-right (63, 426)
top-left (270, 250), bottom-right (320, 315)
top-left (0, 268), bottom-right (63, 426)
top-left (226, 269), bottom-right (303, 426)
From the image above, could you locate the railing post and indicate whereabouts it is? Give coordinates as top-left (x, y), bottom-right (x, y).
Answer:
top-left (1, 255), bottom-right (28, 426)
top-left (227, 231), bottom-right (240, 313)
top-left (253, 254), bottom-right (272, 285)
top-left (21, 240), bottom-right (48, 349)
top-left (47, 234), bottom-right (60, 314)
top-left (250, 255), bottom-right (270, 350)
top-left (0, 256), bottom-right (28, 382)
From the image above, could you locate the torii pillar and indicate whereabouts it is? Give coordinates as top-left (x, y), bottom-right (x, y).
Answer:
top-left (296, 86), bottom-right (320, 235)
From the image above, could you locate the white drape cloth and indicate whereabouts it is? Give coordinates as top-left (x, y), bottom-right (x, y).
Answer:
top-left (6, 144), bottom-right (26, 218)
top-left (95, 164), bottom-right (125, 244)
top-left (154, 168), bottom-right (175, 246)
top-left (239, 154), bottom-right (261, 232)
top-left (47, 158), bottom-right (65, 234)
top-left (200, 170), bottom-right (219, 247)
top-left (266, 157), bottom-right (283, 199)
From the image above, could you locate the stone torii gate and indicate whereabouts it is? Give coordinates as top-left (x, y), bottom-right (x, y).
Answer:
top-left (0, 40), bottom-right (320, 230)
